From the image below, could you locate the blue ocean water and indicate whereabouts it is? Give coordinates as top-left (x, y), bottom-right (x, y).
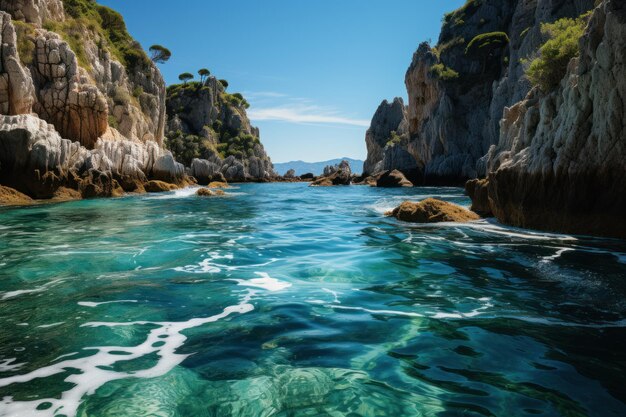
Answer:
top-left (0, 183), bottom-right (625, 417)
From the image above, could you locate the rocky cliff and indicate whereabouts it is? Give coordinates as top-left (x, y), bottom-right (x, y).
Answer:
top-left (473, 0), bottom-right (626, 238)
top-left (366, 0), bottom-right (595, 183)
top-left (165, 78), bottom-right (275, 182)
top-left (0, 0), bottom-right (183, 200)
top-left (362, 98), bottom-right (416, 177)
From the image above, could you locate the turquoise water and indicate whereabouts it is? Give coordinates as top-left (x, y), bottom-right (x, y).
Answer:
top-left (1, 183), bottom-right (626, 417)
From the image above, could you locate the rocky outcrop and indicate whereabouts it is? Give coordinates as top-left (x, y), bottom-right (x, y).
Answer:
top-left (376, 169), bottom-right (414, 188)
top-left (32, 30), bottom-right (108, 148)
top-left (165, 78), bottom-right (275, 181)
top-left (284, 169), bottom-right (296, 179)
top-left (310, 160), bottom-right (352, 186)
top-left (0, 1), bottom-right (166, 146)
top-left (0, 184), bottom-right (33, 205)
top-left (366, 0), bottom-right (595, 183)
top-left (0, 0), bottom-right (63, 26)
top-left (386, 198), bottom-right (480, 223)
top-left (362, 98), bottom-right (415, 176)
top-left (0, 12), bottom-right (35, 115)
top-left (0, 114), bottom-right (184, 198)
top-left (474, 0), bottom-right (626, 238)
top-left (465, 178), bottom-right (491, 216)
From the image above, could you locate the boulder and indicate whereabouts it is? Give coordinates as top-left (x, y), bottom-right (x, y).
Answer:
top-left (386, 198), bottom-right (480, 223)
top-left (144, 180), bottom-right (178, 193)
top-left (311, 160), bottom-right (352, 186)
top-left (196, 188), bottom-right (225, 197)
top-left (376, 170), bottom-right (413, 187)
top-left (300, 173), bottom-right (314, 180)
top-left (0, 184), bottom-right (33, 205)
top-left (207, 181), bottom-right (229, 188)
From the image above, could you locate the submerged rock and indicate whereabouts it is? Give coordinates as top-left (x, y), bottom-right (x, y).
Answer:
top-left (386, 198), bottom-right (480, 223)
top-left (376, 170), bottom-right (413, 188)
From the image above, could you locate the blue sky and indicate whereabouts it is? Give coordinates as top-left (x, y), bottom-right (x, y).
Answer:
top-left (99, 0), bottom-right (465, 163)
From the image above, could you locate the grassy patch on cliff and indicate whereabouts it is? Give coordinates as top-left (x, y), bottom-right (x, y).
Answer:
top-left (44, 0), bottom-right (151, 72)
top-left (430, 63), bottom-right (460, 81)
top-left (13, 21), bottom-right (36, 65)
top-left (524, 12), bottom-right (591, 92)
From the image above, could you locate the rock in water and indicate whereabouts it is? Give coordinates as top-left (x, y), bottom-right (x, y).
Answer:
top-left (386, 198), bottom-right (480, 223)
top-left (143, 180), bottom-right (178, 193)
top-left (465, 179), bottom-right (491, 216)
top-left (475, 0), bottom-right (626, 238)
top-left (363, 98), bottom-right (414, 177)
top-left (196, 188), bottom-right (225, 197)
top-left (376, 170), bottom-right (413, 187)
top-left (0, 184), bottom-right (33, 205)
top-left (310, 160), bottom-right (352, 186)
top-left (284, 169), bottom-right (296, 179)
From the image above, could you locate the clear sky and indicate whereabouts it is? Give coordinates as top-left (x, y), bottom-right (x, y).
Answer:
top-left (98, 0), bottom-right (465, 163)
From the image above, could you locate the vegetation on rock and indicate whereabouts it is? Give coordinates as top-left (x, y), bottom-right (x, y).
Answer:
top-left (524, 12), bottom-right (591, 92)
top-left (44, 0), bottom-right (151, 72)
top-left (465, 31), bottom-right (510, 72)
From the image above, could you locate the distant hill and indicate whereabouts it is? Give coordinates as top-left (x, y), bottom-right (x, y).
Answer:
top-left (274, 158), bottom-right (364, 176)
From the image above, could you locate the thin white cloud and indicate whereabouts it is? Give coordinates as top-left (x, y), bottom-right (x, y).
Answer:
top-left (248, 105), bottom-right (370, 127)
top-left (243, 91), bottom-right (288, 99)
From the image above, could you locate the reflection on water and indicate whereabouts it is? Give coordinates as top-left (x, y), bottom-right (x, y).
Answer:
top-left (0, 183), bottom-right (625, 417)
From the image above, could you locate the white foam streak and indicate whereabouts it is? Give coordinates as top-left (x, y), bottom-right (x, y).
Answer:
top-left (233, 272), bottom-right (291, 292)
top-left (1, 279), bottom-right (63, 300)
top-left (0, 298), bottom-right (254, 417)
top-left (77, 300), bottom-right (138, 308)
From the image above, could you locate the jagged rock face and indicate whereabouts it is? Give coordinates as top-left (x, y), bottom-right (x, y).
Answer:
top-left (0, 12), bottom-right (35, 114)
top-left (362, 98), bottom-right (415, 176)
top-left (0, 0), bottom-right (64, 26)
top-left (32, 30), bottom-right (109, 149)
top-left (476, 0), bottom-right (626, 238)
top-left (166, 78), bottom-right (275, 181)
top-left (368, 0), bottom-right (595, 183)
top-left (0, 114), bottom-right (184, 198)
top-left (0, 1), bottom-right (166, 146)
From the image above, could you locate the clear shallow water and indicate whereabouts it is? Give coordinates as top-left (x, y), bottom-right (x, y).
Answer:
top-left (0, 183), bottom-right (625, 417)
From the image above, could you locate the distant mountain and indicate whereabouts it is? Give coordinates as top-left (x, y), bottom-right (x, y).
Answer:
top-left (274, 158), bottom-right (364, 176)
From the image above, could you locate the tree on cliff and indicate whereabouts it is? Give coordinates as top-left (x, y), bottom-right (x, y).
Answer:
top-left (179, 73), bottom-right (194, 85)
top-left (219, 79), bottom-right (229, 90)
top-left (198, 69), bottom-right (211, 84)
top-left (149, 45), bottom-right (172, 64)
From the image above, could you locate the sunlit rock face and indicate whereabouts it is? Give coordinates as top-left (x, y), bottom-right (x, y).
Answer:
top-left (478, 0), bottom-right (626, 238)
top-left (166, 77), bottom-right (276, 181)
top-left (362, 98), bottom-right (415, 177)
top-left (0, 1), bottom-right (167, 147)
top-left (365, 0), bottom-right (595, 183)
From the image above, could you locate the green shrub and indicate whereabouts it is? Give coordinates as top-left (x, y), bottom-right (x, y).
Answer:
top-left (112, 86), bottom-right (132, 105)
top-left (524, 12), bottom-right (591, 92)
top-left (43, 0), bottom-right (150, 72)
top-left (107, 115), bottom-right (119, 129)
top-left (385, 131), bottom-right (404, 147)
top-left (430, 63), bottom-right (460, 81)
top-left (465, 31), bottom-right (509, 55)
top-left (132, 86), bottom-right (144, 98)
top-left (465, 31), bottom-right (509, 73)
